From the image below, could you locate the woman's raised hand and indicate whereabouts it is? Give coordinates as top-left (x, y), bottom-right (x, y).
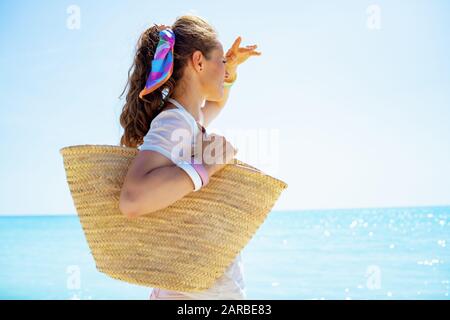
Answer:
top-left (225, 36), bottom-right (262, 81)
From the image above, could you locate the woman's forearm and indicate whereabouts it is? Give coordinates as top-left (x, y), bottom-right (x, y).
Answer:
top-left (202, 90), bottom-right (229, 127)
top-left (124, 165), bottom-right (196, 218)
top-left (122, 161), bottom-right (220, 218)
top-left (202, 72), bottom-right (236, 126)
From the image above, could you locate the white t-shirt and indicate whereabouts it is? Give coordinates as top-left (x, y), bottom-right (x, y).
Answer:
top-left (140, 101), bottom-right (246, 300)
top-left (139, 109), bottom-right (198, 163)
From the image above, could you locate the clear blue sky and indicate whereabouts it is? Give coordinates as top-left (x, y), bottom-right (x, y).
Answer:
top-left (1, 0), bottom-right (449, 215)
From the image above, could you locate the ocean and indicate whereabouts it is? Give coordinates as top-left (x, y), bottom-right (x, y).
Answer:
top-left (1, 206), bottom-right (449, 300)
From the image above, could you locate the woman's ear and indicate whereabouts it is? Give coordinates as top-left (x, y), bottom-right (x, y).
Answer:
top-left (191, 50), bottom-right (204, 72)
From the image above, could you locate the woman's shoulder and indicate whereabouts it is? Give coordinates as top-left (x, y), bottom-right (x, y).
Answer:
top-left (154, 107), bottom-right (182, 119)
top-left (140, 108), bottom-right (195, 154)
top-left (150, 108), bottom-right (191, 129)
top-left (153, 102), bottom-right (181, 119)
top-left (142, 108), bottom-right (195, 148)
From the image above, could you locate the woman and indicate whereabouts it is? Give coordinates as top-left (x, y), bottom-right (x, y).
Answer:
top-left (118, 14), bottom-right (261, 300)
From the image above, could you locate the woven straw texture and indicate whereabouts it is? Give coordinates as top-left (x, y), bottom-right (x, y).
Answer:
top-left (60, 144), bottom-right (288, 292)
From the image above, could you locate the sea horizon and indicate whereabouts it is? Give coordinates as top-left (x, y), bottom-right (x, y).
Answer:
top-left (1, 204), bottom-right (450, 217)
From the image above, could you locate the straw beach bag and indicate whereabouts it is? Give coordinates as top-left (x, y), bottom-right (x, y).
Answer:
top-left (60, 144), bottom-right (288, 292)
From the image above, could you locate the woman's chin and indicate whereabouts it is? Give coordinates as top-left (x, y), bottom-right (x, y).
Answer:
top-left (206, 95), bottom-right (221, 102)
top-left (215, 89), bottom-right (224, 100)
top-left (206, 87), bottom-right (225, 101)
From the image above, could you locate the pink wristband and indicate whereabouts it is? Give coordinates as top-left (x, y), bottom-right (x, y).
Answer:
top-left (190, 159), bottom-right (210, 187)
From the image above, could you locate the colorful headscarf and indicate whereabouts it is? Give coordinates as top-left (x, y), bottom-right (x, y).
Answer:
top-left (139, 27), bottom-right (175, 100)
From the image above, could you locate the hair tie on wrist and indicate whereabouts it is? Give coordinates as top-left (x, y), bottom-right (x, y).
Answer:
top-left (223, 73), bottom-right (237, 88)
top-left (176, 161), bottom-right (202, 192)
top-left (190, 159), bottom-right (210, 187)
